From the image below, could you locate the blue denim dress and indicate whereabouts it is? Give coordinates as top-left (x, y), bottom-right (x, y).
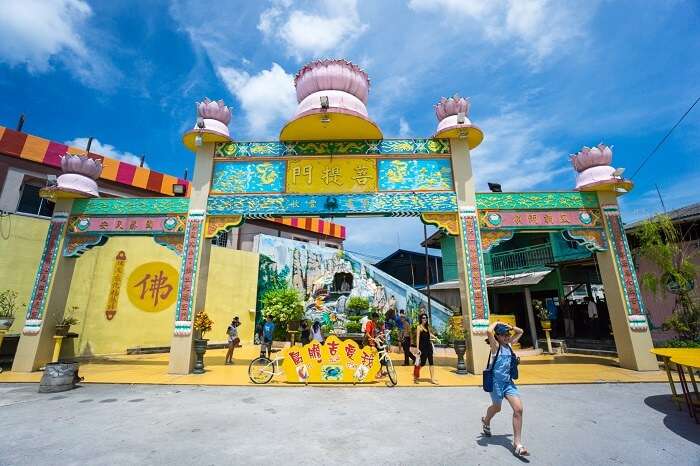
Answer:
top-left (490, 344), bottom-right (520, 405)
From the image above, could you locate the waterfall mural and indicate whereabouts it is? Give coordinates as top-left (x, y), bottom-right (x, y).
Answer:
top-left (254, 234), bottom-right (452, 332)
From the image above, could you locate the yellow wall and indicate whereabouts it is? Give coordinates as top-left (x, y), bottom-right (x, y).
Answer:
top-left (0, 215), bottom-right (49, 335)
top-left (1, 215), bottom-right (259, 357)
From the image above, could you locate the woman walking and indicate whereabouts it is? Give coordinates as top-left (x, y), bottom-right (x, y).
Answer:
top-left (481, 321), bottom-right (528, 457)
top-left (224, 316), bottom-right (241, 365)
top-left (414, 313), bottom-right (437, 384)
top-left (400, 314), bottom-right (415, 366)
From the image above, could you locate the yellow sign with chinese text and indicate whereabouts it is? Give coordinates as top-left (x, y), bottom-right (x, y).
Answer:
top-left (126, 261), bottom-right (179, 312)
top-left (286, 158), bottom-right (377, 194)
top-left (282, 335), bottom-right (381, 383)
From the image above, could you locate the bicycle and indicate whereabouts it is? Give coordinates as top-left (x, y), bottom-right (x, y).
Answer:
top-left (248, 352), bottom-right (286, 384)
top-left (369, 334), bottom-right (397, 387)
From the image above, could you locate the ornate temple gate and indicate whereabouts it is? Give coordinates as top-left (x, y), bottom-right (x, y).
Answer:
top-left (11, 57), bottom-right (657, 375)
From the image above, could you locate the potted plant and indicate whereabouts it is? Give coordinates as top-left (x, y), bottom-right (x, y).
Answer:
top-left (534, 299), bottom-right (551, 330)
top-left (56, 307), bottom-right (79, 336)
top-left (0, 289), bottom-right (19, 331)
top-left (192, 310), bottom-right (213, 374)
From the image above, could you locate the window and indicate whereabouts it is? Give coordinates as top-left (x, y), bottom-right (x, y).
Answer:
top-left (16, 183), bottom-right (54, 217)
top-left (293, 236), bottom-right (309, 243)
top-left (325, 243), bottom-right (339, 249)
top-left (212, 230), bottom-right (228, 247)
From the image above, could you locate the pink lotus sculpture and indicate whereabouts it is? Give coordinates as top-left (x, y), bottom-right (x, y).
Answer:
top-left (183, 97), bottom-right (232, 151)
top-left (570, 144), bottom-right (631, 192)
top-left (56, 154), bottom-right (103, 197)
top-left (433, 94), bottom-right (483, 149)
top-left (280, 59), bottom-right (382, 141)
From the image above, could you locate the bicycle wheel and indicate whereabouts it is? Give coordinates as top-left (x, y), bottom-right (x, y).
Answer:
top-left (248, 357), bottom-right (274, 384)
top-left (386, 357), bottom-right (397, 387)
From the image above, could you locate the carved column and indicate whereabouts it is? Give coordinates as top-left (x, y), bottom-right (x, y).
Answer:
top-left (12, 200), bottom-right (76, 372)
top-left (450, 137), bottom-right (491, 374)
top-left (596, 192), bottom-right (657, 370)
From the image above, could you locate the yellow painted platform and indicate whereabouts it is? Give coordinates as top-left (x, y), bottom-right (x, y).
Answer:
top-left (0, 345), bottom-right (668, 387)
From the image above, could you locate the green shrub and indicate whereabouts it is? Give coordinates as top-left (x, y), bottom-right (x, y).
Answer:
top-left (260, 288), bottom-right (304, 332)
top-left (658, 339), bottom-right (700, 348)
top-left (347, 315), bottom-right (363, 322)
top-left (0, 290), bottom-right (19, 319)
top-left (347, 296), bottom-right (369, 314)
top-left (346, 322), bottom-right (362, 333)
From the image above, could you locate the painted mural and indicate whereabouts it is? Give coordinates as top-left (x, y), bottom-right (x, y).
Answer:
top-left (254, 234), bottom-right (452, 332)
top-left (211, 161), bottom-right (285, 193)
top-left (377, 159), bottom-right (453, 191)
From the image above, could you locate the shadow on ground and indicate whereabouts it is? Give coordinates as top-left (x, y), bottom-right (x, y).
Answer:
top-left (477, 433), bottom-right (530, 463)
top-left (644, 394), bottom-right (700, 445)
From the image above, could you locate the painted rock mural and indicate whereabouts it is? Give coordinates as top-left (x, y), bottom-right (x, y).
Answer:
top-left (254, 234), bottom-right (451, 332)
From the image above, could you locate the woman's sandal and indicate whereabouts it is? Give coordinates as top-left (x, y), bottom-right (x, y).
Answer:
top-left (514, 444), bottom-right (529, 457)
top-left (481, 417), bottom-right (491, 437)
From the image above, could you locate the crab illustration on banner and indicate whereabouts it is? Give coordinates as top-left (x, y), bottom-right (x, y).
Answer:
top-left (282, 335), bottom-right (380, 383)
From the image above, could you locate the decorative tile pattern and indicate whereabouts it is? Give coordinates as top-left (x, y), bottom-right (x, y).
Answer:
top-left (207, 192), bottom-right (458, 215)
top-left (459, 209), bottom-right (490, 334)
top-left (480, 209), bottom-right (601, 229)
top-left (214, 139), bottom-right (451, 158)
top-left (23, 215), bottom-right (66, 335)
top-left (174, 213), bottom-right (204, 335)
top-left (211, 161), bottom-right (285, 193)
top-left (204, 215), bottom-right (244, 238)
top-left (475, 192), bottom-right (599, 210)
top-left (378, 159), bottom-right (453, 191)
top-left (72, 198), bottom-right (190, 215)
top-left (63, 234), bottom-right (108, 257)
top-left (481, 230), bottom-right (515, 252)
top-left (602, 205), bottom-right (647, 330)
top-left (67, 214), bottom-right (187, 235)
top-left (154, 235), bottom-right (185, 256)
top-left (421, 213), bottom-right (459, 235)
top-left (562, 229), bottom-right (607, 252)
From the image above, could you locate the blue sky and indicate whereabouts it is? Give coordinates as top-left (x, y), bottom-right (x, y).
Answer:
top-left (1, 0), bottom-right (699, 259)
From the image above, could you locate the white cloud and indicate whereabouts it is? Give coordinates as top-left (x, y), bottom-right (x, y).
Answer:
top-left (65, 138), bottom-right (147, 167)
top-left (217, 63), bottom-right (297, 138)
top-left (398, 117), bottom-right (412, 137)
top-left (0, 0), bottom-right (117, 88)
top-left (408, 0), bottom-right (596, 65)
top-left (471, 110), bottom-right (570, 191)
top-left (257, 0), bottom-right (368, 60)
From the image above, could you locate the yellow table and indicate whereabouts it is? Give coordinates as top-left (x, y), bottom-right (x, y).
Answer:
top-left (670, 353), bottom-right (700, 424)
top-left (650, 348), bottom-right (700, 410)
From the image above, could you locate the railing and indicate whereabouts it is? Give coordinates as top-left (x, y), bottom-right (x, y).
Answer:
top-left (489, 243), bottom-right (554, 274)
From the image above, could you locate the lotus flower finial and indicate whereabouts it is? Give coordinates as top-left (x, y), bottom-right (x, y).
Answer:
top-left (60, 154), bottom-right (103, 180)
top-left (196, 97), bottom-right (231, 125)
top-left (294, 59), bottom-right (370, 104)
top-left (570, 143), bottom-right (613, 173)
top-left (435, 94), bottom-right (470, 121)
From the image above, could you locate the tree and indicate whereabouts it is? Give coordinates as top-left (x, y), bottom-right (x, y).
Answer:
top-left (346, 296), bottom-right (369, 315)
top-left (260, 288), bottom-right (305, 329)
top-left (635, 215), bottom-right (699, 341)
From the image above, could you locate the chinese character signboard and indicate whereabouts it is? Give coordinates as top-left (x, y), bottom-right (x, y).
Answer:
top-left (105, 251), bottom-right (127, 320)
top-left (282, 335), bottom-right (380, 384)
top-left (126, 261), bottom-right (179, 312)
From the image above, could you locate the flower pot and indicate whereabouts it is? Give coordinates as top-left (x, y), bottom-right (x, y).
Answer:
top-left (0, 317), bottom-right (14, 331)
top-left (55, 324), bottom-right (70, 336)
top-left (193, 338), bottom-right (208, 374)
top-left (453, 339), bottom-right (468, 375)
top-left (541, 320), bottom-right (551, 331)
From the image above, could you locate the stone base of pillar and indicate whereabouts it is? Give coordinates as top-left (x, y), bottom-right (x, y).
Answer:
top-left (168, 333), bottom-right (195, 374)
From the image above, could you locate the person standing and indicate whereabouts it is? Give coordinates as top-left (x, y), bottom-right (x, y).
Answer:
top-left (300, 320), bottom-right (310, 345)
top-left (224, 316), bottom-right (242, 365)
top-left (481, 321), bottom-right (528, 457)
top-left (261, 315), bottom-right (275, 358)
top-left (399, 314), bottom-right (415, 366)
top-left (364, 313), bottom-right (378, 348)
top-left (586, 297), bottom-right (599, 339)
top-left (414, 313), bottom-right (437, 384)
top-left (311, 320), bottom-right (324, 343)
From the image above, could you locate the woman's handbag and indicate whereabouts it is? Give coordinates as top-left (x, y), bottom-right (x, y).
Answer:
top-left (509, 348), bottom-right (520, 380)
top-left (482, 345), bottom-right (501, 392)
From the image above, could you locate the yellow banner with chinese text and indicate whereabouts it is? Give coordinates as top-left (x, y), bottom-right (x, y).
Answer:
top-left (282, 335), bottom-right (381, 383)
top-left (286, 158), bottom-right (377, 194)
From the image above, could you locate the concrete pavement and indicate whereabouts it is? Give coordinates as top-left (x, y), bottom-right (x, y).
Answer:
top-left (0, 382), bottom-right (697, 465)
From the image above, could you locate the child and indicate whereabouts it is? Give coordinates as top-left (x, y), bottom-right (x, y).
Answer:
top-left (261, 315), bottom-right (275, 358)
top-left (224, 315), bottom-right (241, 365)
top-left (481, 322), bottom-right (528, 457)
top-left (300, 320), bottom-right (310, 345)
top-left (311, 320), bottom-right (324, 343)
